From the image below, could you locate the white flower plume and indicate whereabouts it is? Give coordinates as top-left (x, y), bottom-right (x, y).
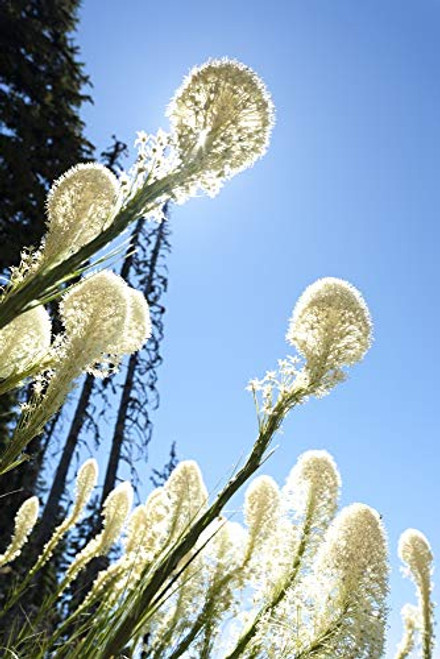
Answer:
top-left (60, 270), bottom-right (151, 373)
top-left (244, 475), bottom-right (280, 557)
top-left (0, 496), bottom-right (39, 568)
top-left (34, 458), bottom-right (98, 572)
top-left (286, 277), bottom-right (372, 395)
top-left (167, 58), bottom-right (274, 197)
top-left (165, 460), bottom-right (208, 538)
top-left (0, 306), bottom-right (52, 380)
top-left (283, 449), bottom-right (341, 522)
top-left (118, 288), bottom-right (152, 354)
top-left (64, 481), bottom-right (133, 588)
top-left (43, 163), bottom-right (119, 264)
top-left (398, 528), bottom-right (434, 658)
top-left (309, 503), bottom-right (389, 659)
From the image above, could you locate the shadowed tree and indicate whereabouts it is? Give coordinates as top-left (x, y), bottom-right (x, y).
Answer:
top-left (0, 0), bottom-right (94, 550)
top-left (0, 0), bottom-right (94, 271)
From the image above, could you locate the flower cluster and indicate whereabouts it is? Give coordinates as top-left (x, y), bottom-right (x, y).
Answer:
top-left (0, 270), bottom-right (152, 476)
top-left (60, 269), bottom-right (151, 374)
top-left (247, 277), bottom-right (373, 425)
top-left (0, 305), bottom-right (52, 382)
top-left (167, 58), bottom-right (274, 198)
top-left (0, 496), bottom-right (39, 568)
top-left (63, 453), bottom-right (387, 659)
top-left (43, 163), bottom-right (120, 264)
top-left (286, 277), bottom-right (372, 395)
top-left (0, 53), bottom-right (434, 659)
top-left (398, 528), bottom-right (434, 657)
top-left (0, 445), bottom-right (434, 659)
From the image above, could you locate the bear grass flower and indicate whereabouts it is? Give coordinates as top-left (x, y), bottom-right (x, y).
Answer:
top-left (398, 528), bottom-right (434, 659)
top-left (63, 481), bottom-right (133, 589)
top-left (167, 58), bottom-right (275, 198)
top-left (307, 503), bottom-right (389, 659)
top-left (43, 163), bottom-right (120, 265)
top-left (37, 458), bottom-right (98, 568)
top-left (282, 449), bottom-right (341, 524)
top-left (248, 278), bottom-right (373, 422)
top-left (0, 272), bottom-right (151, 475)
top-left (286, 277), bottom-right (372, 395)
top-left (60, 269), bottom-right (151, 373)
top-left (0, 496), bottom-right (39, 568)
top-left (244, 475), bottom-right (280, 559)
top-left (0, 305), bottom-right (52, 381)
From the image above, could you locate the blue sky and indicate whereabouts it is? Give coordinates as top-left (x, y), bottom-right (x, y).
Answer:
top-left (76, 1), bottom-right (440, 654)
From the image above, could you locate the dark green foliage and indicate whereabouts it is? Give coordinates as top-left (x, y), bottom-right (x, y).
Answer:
top-left (0, 0), bottom-right (94, 622)
top-left (0, 0), bottom-right (94, 271)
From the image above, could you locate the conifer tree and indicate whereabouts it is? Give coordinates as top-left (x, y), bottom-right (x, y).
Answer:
top-left (0, 0), bottom-right (94, 544)
top-left (0, 0), bottom-right (94, 271)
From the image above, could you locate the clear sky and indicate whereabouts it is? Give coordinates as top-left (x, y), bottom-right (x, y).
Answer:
top-left (76, 1), bottom-right (440, 655)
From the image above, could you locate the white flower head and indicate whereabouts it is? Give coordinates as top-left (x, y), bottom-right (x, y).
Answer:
top-left (286, 277), bottom-right (372, 394)
top-left (60, 271), bottom-right (150, 373)
top-left (309, 503), bottom-right (389, 658)
top-left (167, 58), bottom-right (274, 196)
top-left (315, 503), bottom-right (388, 590)
top-left (60, 271), bottom-right (129, 355)
top-left (165, 460), bottom-right (208, 535)
top-left (0, 305), bottom-right (52, 379)
top-left (43, 163), bottom-right (119, 263)
top-left (0, 496), bottom-right (39, 568)
top-left (399, 528), bottom-right (433, 584)
top-left (73, 458), bottom-right (99, 515)
top-left (101, 481), bottom-right (134, 552)
top-left (244, 475), bottom-right (280, 554)
top-left (64, 482), bottom-right (133, 588)
top-left (283, 449), bottom-right (341, 526)
top-left (118, 288), bottom-right (152, 354)
top-left (37, 459), bottom-right (98, 569)
top-left (398, 527), bottom-right (434, 654)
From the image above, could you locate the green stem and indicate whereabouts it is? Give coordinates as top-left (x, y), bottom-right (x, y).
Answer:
top-left (294, 606), bottom-right (349, 659)
top-left (225, 502), bottom-right (315, 659)
top-left (98, 389), bottom-right (303, 658)
top-left (421, 593), bottom-right (433, 659)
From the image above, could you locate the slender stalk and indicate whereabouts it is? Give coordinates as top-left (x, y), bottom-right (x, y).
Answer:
top-left (225, 506), bottom-right (315, 659)
top-left (294, 607), bottom-right (349, 659)
top-left (98, 388), bottom-right (304, 658)
top-left (422, 595), bottom-right (433, 659)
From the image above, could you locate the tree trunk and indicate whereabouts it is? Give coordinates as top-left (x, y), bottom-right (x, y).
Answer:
top-left (35, 372), bottom-right (95, 546)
